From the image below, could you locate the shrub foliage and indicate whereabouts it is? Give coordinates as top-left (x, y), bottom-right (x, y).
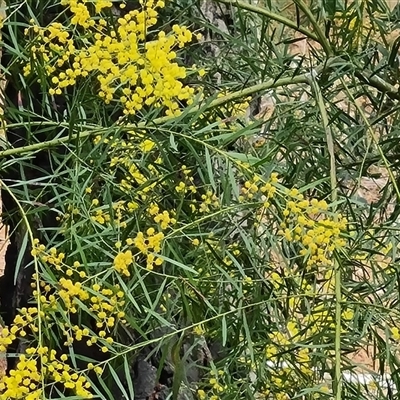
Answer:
top-left (0, 1), bottom-right (400, 399)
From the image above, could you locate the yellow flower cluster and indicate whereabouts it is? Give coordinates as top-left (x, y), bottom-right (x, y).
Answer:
top-left (38, 347), bottom-right (92, 396)
top-left (0, 301), bottom-right (56, 354)
top-left (114, 250), bottom-right (134, 276)
top-left (62, 283), bottom-right (125, 347)
top-left (121, 161), bottom-right (154, 193)
top-left (194, 190), bottom-right (219, 214)
top-left (59, 198), bottom-right (135, 231)
top-left (0, 348), bottom-right (92, 399)
top-left (31, 240), bottom-right (65, 270)
top-left (127, 228), bottom-right (164, 270)
top-left (59, 278), bottom-right (89, 312)
top-left (147, 204), bottom-right (177, 230)
top-left (0, 355), bottom-right (42, 400)
top-left (88, 283), bottom-right (126, 331)
top-left (263, 298), bottom-right (355, 396)
top-left (97, 137), bottom-right (179, 240)
top-left (391, 326), bottom-right (400, 340)
top-left (91, 204), bottom-right (111, 225)
top-left (175, 165), bottom-right (197, 194)
top-left (107, 130), bottom-right (157, 152)
top-left (32, 242), bottom-right (88, 284)
top-left (263, 320), bottom-right (315, 396)
top-left (197, 370), bottom-right (226, 400)
top-left (0, 327), bottom-right (15, 353)
top-left (240, 176), bottom-right (260, 200)
top-left (89, 199), bottom-right (129, 228)
top-left (193, 324), bottom-right (206, 336)
top-left (303, 304), bottom-right (354, 335)
top-left (278, 189), bottom-right (347, 268)
top-left (259, 174), bottom-right (279, 207)
top-left (154, 210), bottom-right (177, 229)
top-left (239, 172), bottom-right (279, 204)
top-left (108, 133), bottom-right (162, 196)
top-left (24, 0), bottom-right (197, 116)
top-left (132, 229), bottom-right (164, 254)
top-left (30, 242), bottom-right (126, 347)
top-left (61, 0), bottom-right (112, 21)
top-left (221, 243), bottom-right (241, 269)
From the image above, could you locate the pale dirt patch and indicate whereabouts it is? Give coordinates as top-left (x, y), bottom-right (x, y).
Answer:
top-left (387, 0), bottom-right (399, 10)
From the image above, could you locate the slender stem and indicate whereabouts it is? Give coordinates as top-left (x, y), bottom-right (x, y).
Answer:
top-left (354, 70), bottom-right (400, 100)
top-left (340, 78), bottom-right (400, 202)
top-left (216, 0), bottom-right (319, 42)
top-left (218, 0), bottom-right (400, 101)
top-left (0, 61), bottom-right (331, 158)
top-left (308, 74), bottom-right (341, 400)
top-left (232, 0), bottom-right (399, 99)
top-left (309, 82), bottom-right (337, 204)
top-left (294, 0), bottom-right (333, 57)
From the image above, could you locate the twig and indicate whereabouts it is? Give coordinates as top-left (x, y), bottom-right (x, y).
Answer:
top-left (308, 73), bottom-right (341, 400)
top-left (293, 0), bottom-right (333, 57)
top-left (0, 61), bottom-right (332, 158)
top-left (216, 0), bottom-right (319, 42)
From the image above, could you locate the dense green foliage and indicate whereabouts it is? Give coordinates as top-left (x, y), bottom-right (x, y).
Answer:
top-left (1, 1), bottom-right (400, 399)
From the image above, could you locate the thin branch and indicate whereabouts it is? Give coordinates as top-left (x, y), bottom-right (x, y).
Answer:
top-left (340, 77), bottom-right (400, 202)
top-left (0, 61), bottom-right (332, 158)
top-left (293, 0), bottom-right (333, 57)
top-left (308, 74), bottom-right (341, 400)
top-left (354, 70), bottom-right (400, 100)
top-left (215, 0), bottom-right (400, 100)
top-left (215, 0), bottom-right (319, 42)
top-left (1, 57), bottom-right (399, 159)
